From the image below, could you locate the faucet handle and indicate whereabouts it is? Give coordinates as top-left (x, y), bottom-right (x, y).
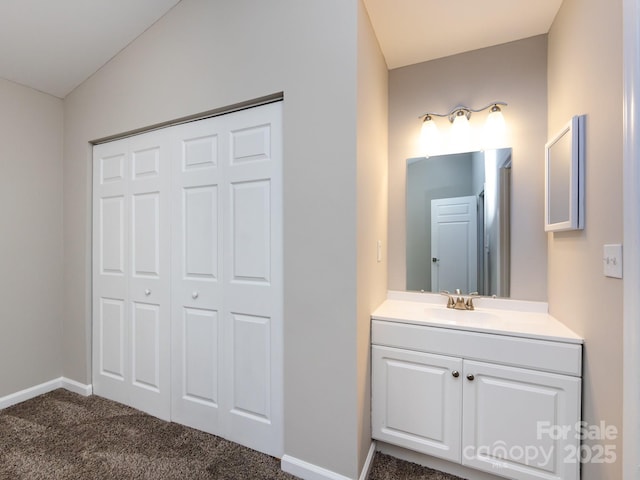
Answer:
top-left (465, 292), bottom-right (480, 310)
top-left (440, 290), bottom-right (455, 309)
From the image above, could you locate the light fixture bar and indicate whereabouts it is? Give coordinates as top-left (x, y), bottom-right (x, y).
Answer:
top-left (420, 102), bottom-right (507, 123)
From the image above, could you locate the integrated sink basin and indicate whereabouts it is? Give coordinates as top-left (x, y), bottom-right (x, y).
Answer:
top-left (423, 307), bottom-right (500, 325)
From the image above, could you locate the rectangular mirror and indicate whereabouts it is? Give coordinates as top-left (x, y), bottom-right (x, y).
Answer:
top-left (406, 148), bottom-right (511, 297)
top-left (544, 115), bottom-right (585, 232)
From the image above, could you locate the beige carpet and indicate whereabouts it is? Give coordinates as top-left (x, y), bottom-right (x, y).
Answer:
top-left (0, 389), bottom-right (464, 479)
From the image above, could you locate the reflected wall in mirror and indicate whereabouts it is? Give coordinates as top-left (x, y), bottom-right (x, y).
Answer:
top-left (406, 148), bottom-right (512, 297)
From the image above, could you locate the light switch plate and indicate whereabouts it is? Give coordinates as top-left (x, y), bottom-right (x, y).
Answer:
top-left (603, 244), bottom-right (623, 278)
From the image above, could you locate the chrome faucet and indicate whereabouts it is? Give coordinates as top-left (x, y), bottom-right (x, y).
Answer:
top-left (440, 289), bottom-right (479, 310)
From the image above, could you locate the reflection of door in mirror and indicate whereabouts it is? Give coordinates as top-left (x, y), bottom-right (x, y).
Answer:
top-left (431, 196), bottom-right (478, 293)
top-left (406, 148), bottom-right (511, 297)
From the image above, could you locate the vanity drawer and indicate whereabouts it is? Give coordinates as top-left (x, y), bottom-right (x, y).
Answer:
top-left (371, 319), bottom-right (582, 376)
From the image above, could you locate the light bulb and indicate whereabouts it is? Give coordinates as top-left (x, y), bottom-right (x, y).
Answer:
top-left (451, 111), bottom-right (471, 151)
top-left (420, 115), bottom-right (440, 156)
top-left (484, 105), bottom-right (506, 148)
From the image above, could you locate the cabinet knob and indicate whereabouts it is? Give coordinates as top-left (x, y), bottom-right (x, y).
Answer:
top-left (466, 374), bottom-right (475, 381)
top-left (452, 370), bottom-right (460, 378)
top-left (144, 289), bottom-right (151, 296)
top-left (192, 291), bottom-right (199, 299)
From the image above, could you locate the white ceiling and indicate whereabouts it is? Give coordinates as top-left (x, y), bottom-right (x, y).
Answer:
top-left (0, 0), bottom-right (181, 98)
top-left (363, 0), bottom-right (563, 69)
top-left (0, 1), bottom-right (562, 99)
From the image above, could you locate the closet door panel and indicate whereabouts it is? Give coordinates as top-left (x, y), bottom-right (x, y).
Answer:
top-left (184, 185), bottom-right (218, 279)
top-left (182, 307), bottom-right (219, 404)
top-left (131, 302), bottom-right (161, 391)
top-left (171, 118), bottom-right (223, 434)
top-left (93, 140), bottom-right (130, 405)
top-left (98, 298), bottom-right (125, 381)
top-left (131, 192), bottom-right (161, 277)
top-left (222, 102), bottom-right (283, 457)
top-left (99, 196), bottom-right (125, 276)
top-left (231, 313), bottom-right (270, 420)
top-left (230, 179), bottom-right (271, 283)
top-left (127, 131), bottom-right (171, 420)
top-left (92, 130), bottom-right (172, 421)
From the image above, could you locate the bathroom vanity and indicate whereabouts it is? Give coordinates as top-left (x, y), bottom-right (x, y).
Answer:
top-left (371, 291), bottom-right (583, 480)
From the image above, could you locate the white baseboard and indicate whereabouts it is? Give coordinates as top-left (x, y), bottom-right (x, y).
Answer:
top-left (0, 377), bottom-right (93, 410)
top-left (282, 455), bottom-right (352, 480)
top-left (281, 441), bottom-right (377, 480)
top-left (359, 441), bottom-right (376, 480)
top-left (60, 377), bottom-right (93, 396)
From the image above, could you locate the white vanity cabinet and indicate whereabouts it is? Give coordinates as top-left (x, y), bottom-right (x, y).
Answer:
top-left (372, 346), bottom-right (463, 462)
top-left (372, 316), bottom-right (583, 480)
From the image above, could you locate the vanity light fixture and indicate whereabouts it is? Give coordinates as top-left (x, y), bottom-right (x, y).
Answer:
top-left (419, 102), bottom-right (507, 124)
top-left (419, 102), bottom-right (507, 153)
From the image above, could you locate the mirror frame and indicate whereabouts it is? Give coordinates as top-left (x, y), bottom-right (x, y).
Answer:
top-left (544, 115), bottom-right (585, 232)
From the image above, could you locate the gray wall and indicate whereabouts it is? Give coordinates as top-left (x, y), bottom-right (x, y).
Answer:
top-left (0, 78), bottom-right (63, 396)
top-left (388, 35), bottom-right (548, 301)
top-left (547, 0), bottom-right (623, 478)
top-left (62, 0), bottom-right (386, 478)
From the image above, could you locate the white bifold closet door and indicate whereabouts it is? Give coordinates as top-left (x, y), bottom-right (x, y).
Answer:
top-left (92, 102), bottom-right (283, 457)
top-left (92, 129), bottom-right (172, 421)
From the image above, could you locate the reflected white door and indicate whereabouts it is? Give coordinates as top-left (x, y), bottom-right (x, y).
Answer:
top-left (431, 196), bottom-right (478, 293)
top-left (92, 130), bottom-right (171, 421)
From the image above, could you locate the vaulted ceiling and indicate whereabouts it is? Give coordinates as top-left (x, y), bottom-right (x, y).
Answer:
top-left (362, 0), bottom-right (563, 69)
top-left (0, 0), bottom-right (562, 98)
top-left (0, 0), bottom-right (181, 98)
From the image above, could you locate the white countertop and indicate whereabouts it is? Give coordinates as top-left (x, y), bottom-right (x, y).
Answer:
top-left (372, 291), bottom-right (583, 344)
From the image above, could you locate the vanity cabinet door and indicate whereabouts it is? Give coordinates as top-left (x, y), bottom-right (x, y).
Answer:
top-left (462, 360), bottom-right (581, 480)
top-left (372, 346), bottom-right (463, 462)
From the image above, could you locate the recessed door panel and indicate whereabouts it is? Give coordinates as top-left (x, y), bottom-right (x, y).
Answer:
top-left (100, 196), bottom-right (125, 275)
top-left (100, 154), bottom-right (125, 184)
top-left (231, 180), bottom-right (270, 283)
top-left (132, 147), bottom-right (160, 179)
top-left (184, 186), bottom-right (218, 280)
top-left (231, 313), bottom-right (270, 422)
top-left (183, 135), bottom-right (217, 170)
top-left (183, 308), bottom-right (218, 405)
top-left (132, 192), bottom-right (160, 277)
top-left (472, 376), bottom-right (558, 472)
top-left (386, 360), bottom-right (447, 440)
top-left (132, 302), bottom-right (160, 391)
top-left (99, 298), bottom-right (125, 380)
top-left (231, 125), bottom-right (270, 164)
